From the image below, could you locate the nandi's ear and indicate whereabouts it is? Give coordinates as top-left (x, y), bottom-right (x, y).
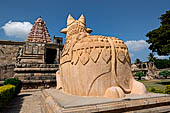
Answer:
top-left (60, 28), bottom-right (68, 34)
top-left (86, 28), bottom-right (92, 33)
top-left (78, 14), bottom-right (86, 25)
top-left (67, 14), bottom-right (75, 26)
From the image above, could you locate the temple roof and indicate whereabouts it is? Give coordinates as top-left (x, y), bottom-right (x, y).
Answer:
top-left (26, 17), bottom-right (51, 43)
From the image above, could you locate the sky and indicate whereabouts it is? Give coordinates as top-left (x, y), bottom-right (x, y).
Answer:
top-left (0, 0), bottom-right (170, 63)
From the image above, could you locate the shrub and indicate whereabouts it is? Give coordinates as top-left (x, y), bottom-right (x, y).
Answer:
top-left (159, 70), bottom-right (170, 79)
top-left (164, 85), bottom-right (170, 94)
top-left (0, 84), bottom-right (15, 110)
top-left (3, 78), bottom-right (22, 96)
top-left (135, 72), bottom-right (145, 80)
top-left (148, 87), bottom-right (164, 93)
top-left (155, 59), bottom-right (170, 69)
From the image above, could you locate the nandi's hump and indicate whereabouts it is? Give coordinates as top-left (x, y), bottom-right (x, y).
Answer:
top-left (73, 35), bottom-right (128, 51)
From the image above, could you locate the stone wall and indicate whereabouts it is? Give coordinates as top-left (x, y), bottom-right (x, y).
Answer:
top-left (0, 64), bottom-right (15, 81)
top-left (0, 40), bottom-right (25, 80)
top-left (0, 40), bottom-right (25, 65)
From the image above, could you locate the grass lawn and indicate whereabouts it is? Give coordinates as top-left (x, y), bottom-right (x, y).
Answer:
top-left (139, 79), bottom-right (170, 92)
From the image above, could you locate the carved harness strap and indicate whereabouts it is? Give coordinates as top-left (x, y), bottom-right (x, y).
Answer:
top-left (107, 37), bottom-right (131, 93)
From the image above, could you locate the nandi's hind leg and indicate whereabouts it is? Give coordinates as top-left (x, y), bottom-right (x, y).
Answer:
top-left (104, 86), bottom-right (125, 98)
top-left (131, 79), bottom-right (147, 95)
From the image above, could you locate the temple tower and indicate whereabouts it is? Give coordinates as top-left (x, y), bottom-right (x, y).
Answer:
top-left (26, 17), bottom-right (51, 43)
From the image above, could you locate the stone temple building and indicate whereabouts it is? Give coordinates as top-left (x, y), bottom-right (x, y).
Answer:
top-left (131, 62), bottom-right (157, 79)
top-left (0, 40), bottom-right (24, 81)
top-left (0, 17), bottom-right (63, 88)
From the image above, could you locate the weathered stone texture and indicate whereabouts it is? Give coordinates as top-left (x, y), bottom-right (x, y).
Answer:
top-left (0, 40), bottom-right (25, 80)
top-left (41, 89), bottom-right (170, 113)
top-left (0, 64), bottom-right (15, 80)
top-left (57, 14), bottom-right (146, 98)
top-left (14, 41), bottom-right (62, 89)
top-left (26, 17), bottom-right (51, 43)
top-left (0, 40), bottom-right (24, 65)
top-left (17, 42), bottom-right (45, 64)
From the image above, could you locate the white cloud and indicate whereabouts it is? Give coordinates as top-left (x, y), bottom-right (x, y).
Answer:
top-left (154, 55), bottom-right (170, 59)
top-left (1, 21), bottom-right (33, 39)
top-left (125, 40), bottom-right (151, 62)
top-left (125, 40), bottom-right (149, 52)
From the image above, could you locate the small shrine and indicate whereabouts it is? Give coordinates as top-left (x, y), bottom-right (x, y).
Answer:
top-left (14, 17), bottom-right (63, 89)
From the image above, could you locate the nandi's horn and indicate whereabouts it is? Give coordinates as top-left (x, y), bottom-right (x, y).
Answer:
top-left (78, 14), bottom-right (86, 25)
top-left (67, 14), bottom-right (75, 26)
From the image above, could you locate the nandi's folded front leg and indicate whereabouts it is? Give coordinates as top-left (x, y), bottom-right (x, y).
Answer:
top-left (104, 86), bottom-right (125, 98)
top-left (130, 79), bottom-right (147, 95)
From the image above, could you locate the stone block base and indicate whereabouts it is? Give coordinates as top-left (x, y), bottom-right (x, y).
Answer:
top-left (22, 79), bottom-right (56, 89)
top-left (41, 89), bottom-right (170, 113)
top-left (14, 75), bottom-right (56, 89)
top-left (14, 63), bottom-right (58, 89)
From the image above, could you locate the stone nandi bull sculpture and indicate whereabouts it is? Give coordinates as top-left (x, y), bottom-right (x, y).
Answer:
top-left (57, 14), bottom-right (146, 98)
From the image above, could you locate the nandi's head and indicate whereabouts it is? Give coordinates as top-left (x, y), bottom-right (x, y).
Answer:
top-left (61, 14), bottom-right (92, 39)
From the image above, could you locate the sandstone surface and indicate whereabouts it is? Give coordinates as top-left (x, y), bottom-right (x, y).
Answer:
top-left (57, 14), bottom-right (146, 98)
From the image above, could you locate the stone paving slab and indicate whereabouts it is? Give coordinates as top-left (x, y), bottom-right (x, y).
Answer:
top-left (42, 89), bottom-right (170, 108)
top-left (2, 89), bottom-right (170, 113)
top-left (1, 91), bottom-right (44, 113)
top-left (41, 89), bottom-right (170, 113)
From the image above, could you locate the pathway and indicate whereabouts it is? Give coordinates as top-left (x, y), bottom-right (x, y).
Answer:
top-left (1, 90), bottom-right (44, 113)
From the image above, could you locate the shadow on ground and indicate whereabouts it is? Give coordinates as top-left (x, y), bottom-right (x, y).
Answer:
top-left (1, 94), bottom-right (32, 113)
top-left (157, 81), bottom-right (170, 85)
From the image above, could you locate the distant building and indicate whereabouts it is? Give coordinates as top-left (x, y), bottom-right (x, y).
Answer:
top-left (131, 62), bottom-right (157, 79)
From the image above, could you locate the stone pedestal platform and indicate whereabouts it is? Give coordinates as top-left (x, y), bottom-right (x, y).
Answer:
top-left (41, 89), bottom-right (170, 113)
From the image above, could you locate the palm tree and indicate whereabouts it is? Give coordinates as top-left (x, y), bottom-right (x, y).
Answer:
top-left (148, 53), bottom-right (156, 62)
top-left (135, 58), bottom-right (141, 64)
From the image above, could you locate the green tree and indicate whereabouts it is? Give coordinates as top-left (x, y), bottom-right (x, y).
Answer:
top-left (159, 70), bottom-right (170, 79)
top-left (155, 59), bottom-right (170, 69)
top-left (146, 10), bottom-right (170, 56)
top-left (148, 53), bottom-right (156, 62)
top-left (135, 58), bottom-right (141, 64)
top-left (135, 72), bottom-right (145, 80)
